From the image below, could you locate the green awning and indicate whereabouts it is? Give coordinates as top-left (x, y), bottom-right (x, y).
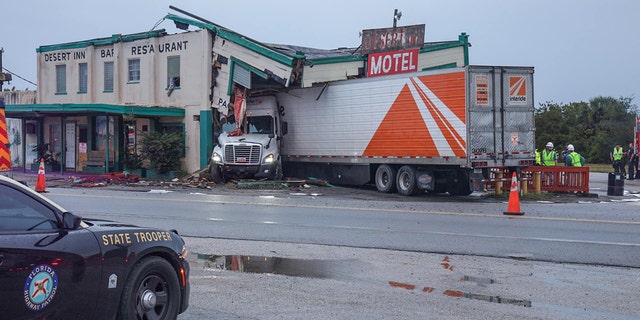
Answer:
top-left (5, 103), bottom-right (185, 118)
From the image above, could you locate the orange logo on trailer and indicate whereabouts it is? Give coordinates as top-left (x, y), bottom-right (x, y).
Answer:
top-left (509, 76), bottom-right (527, 105)
top-left (363, 72), bottom-right (467, 158)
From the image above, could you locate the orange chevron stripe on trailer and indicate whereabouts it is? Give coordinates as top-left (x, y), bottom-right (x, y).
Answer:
top-left (0, 107), bottom-right (10, 171)
top-left (409, 77), bottom-right (466, 157)
top-left (362, 84), bottom-right (436, 157)
top-left (363, 71), bottom-right (467, 158)
top-left (417, 71), bottom-right (467, 121)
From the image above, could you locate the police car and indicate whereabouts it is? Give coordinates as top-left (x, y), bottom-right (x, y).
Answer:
top-left (0, 174), bottom-right (190, 319)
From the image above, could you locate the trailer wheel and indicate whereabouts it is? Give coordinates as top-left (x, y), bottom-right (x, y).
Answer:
top-left (396, 165), bottom-right (418, 196)
top-left (375, 165), bottom-right (397, 193)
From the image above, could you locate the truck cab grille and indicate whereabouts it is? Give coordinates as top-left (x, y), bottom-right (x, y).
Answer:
top-left (225, 144), bottom-right (261, 165)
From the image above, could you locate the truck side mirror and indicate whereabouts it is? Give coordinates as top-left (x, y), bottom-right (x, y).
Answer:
top-left (282, 122), bottom-right (288, 135)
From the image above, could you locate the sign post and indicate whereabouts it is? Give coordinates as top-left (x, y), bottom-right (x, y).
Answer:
top-left (0, 96), bottom-right (11, 172)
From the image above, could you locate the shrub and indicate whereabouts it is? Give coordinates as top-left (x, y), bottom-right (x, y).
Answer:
top-left (139, 131), bottom-right (183, 174)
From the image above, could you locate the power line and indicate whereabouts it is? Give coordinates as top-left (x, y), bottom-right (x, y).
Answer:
top-left (1, 67), bottom-right (37, 87)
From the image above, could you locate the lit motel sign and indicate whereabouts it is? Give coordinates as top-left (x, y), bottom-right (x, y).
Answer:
top-left (361, 24), bottom-right (425, 78)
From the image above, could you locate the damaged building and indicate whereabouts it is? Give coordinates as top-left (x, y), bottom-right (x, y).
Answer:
top-left (5, 10), bottom-right (470, 176)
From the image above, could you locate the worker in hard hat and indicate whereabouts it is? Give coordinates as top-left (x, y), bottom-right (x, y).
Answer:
top-left (610, 142), bottom-right (625, 177)
top-left (540, 142), bottom-right (557, 185)
top-left (564, 144), bottom-right (585, 167)
top-left (541, 142), bottom-right (557, 166)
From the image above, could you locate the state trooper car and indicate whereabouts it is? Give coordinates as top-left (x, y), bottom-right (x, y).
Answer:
top-left (0, 175), bottom-right (190, 319)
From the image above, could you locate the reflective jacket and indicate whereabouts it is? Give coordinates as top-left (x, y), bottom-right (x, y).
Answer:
top-left (612, 147), bottom-right (624, 161)
top-left (567, 152), bottom-right (583, 167)
top-left (542, 149), bottom-right (556, 166)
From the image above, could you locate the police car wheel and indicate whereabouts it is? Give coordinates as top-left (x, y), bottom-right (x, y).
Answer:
top-left (118, 256), bottom-right (181, 320)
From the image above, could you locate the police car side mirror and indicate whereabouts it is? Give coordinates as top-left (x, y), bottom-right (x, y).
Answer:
top-left (62, 212), bottom-right (82, 230)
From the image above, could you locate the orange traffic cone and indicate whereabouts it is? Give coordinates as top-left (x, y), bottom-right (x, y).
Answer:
top-left (35, 158), bottom-right (47, 193)
top-left (503, 172), bottom-right (523, 215)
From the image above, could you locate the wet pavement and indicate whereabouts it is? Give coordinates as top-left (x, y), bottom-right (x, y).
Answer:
top-left (6, 168), bottom-right (638, 319)
top-left (4, 169), bottom-right (640, 202)
top-left (181, 237), bottom-right (640, 320)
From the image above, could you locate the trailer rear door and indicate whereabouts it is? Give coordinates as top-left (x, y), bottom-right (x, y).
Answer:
top-left (467, 66), bottom-right (535, 168)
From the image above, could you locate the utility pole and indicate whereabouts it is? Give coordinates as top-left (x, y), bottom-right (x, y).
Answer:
top-left (0, 48), bottom-right (12, 92)
top-left (0, 48), bottom-right (3, 92)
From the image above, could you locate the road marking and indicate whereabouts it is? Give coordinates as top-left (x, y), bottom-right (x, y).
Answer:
top-left (47, 192), bottom-right (640, 226)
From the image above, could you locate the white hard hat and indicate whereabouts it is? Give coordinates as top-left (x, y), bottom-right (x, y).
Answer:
top-left (567, 144), bottom-right (575, 151)
top-left (546, 142), bottom-right (554, 148)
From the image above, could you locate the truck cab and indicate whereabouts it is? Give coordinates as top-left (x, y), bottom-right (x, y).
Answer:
top-left (209, 96), bottom-right (286, 181)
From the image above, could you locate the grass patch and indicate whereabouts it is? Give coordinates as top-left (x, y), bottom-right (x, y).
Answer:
top-left (587, 163), bottom-right (613, 173)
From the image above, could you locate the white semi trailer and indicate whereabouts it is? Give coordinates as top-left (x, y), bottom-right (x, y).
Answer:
top-left (210, 65), bottom-right (535, 195)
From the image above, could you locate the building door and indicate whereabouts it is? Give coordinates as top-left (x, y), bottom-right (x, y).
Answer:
top-left (64, 121), bottom-right (76, 169)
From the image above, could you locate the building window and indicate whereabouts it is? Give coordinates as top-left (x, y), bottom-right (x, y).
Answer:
top-left (104, 61), bottom-right (114, 92)
top-left (167, 56), bottom-right (180, 88)
top-left (56, 65), bottom-right (66, 94)
top-left (78, 63), bottom-right (88, 93)
top-left (128, 59), bottom-right (140, 83)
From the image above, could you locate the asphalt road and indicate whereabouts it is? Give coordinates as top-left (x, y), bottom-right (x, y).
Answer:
top-left (40, 173), bottom-right (640, 268)
top-left (6, 170), bottom-right (640, 319)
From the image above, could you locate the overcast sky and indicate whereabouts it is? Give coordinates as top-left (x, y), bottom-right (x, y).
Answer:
top-left (2, 0), bottom-right (639, 107)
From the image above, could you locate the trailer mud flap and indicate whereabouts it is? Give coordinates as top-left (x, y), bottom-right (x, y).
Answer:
top-left (416, 168), bottom-right (434, 191)
top-left (469, 171), bottom-right (485, 192)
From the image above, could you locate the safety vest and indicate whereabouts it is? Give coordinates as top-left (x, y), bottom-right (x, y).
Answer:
top-left (535, 149), bottom-right (541, 165)
top-left (542, 149), bottom-right (556, 166)
top-left (568, 152), bottom-right (583, 167)
top-left (612, 147), bottom-right (623, 161)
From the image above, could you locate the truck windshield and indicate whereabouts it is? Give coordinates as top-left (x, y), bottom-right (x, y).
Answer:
top-left (247, 116), bottom-right (273, 134)
top-left (221, 115), bottom-right (274, 134)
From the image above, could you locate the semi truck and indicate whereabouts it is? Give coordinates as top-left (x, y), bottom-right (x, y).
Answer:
top-left (209, 65), bottom-right (535, 196)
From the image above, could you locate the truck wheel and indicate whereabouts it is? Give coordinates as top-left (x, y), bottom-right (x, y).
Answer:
top-left (208, 163), bottom-right (223, 183)
top-left (396, 165), bottom-right (418, 196)
top-left (273, 159), bottom-right (284, 181)
top-left (117, 256), bottom-right (181, 320)
top-left (375, 165), bottom-right (397, 193)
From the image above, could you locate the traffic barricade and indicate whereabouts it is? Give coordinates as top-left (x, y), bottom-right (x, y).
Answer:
top-left (484, 166), bottom-right (590, 194)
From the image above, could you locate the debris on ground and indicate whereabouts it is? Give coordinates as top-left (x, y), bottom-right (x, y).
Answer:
top-left (7, 168), bottom-right (337, 192)
top-left (72, 172), bottom-right (140, 187)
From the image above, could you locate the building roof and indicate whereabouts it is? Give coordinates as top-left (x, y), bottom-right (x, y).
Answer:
top-left (36, 30), bottom-right (168, 53)
top-left (35, 13), bottom-right (469, 68)
top-left (164, 14), bottom-right (469, 67)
